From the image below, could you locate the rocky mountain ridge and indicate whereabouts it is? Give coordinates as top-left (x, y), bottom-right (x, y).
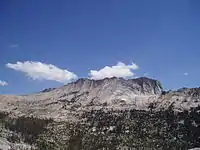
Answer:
top-left (0, 77), bottom-right (199, 120)
top-left (0, 77), bottom-right (200, 149)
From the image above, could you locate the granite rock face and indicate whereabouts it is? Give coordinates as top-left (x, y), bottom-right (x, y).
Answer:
top-left (0, 77), bottom-right (200, 149)
top-left (0, 77), bottom-right (199, 120)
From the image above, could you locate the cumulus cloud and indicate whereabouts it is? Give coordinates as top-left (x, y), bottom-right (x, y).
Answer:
top-left (6, 61), bottom-right (77, 83)
top-left (184, 72), bottom-right (189, 76)
top-left (89, 62), bottom-right (139, 80)
top-left (0, 80), bottom-right (8, 86)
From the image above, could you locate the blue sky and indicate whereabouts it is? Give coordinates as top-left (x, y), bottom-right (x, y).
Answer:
top-left (0, 0), bottom-right (200, 94)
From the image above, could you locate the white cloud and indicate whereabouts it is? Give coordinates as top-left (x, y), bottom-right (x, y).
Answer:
top-left (184, 72), bottom-right (189, 76)
top-left (89, 62), bottom-right (139, 80)
top-left (0, 80), bottom-right (8, 86)
top-left (9, 44), bottom-right (19, 48)
top-left (6, 61), bottom-right (78, 83)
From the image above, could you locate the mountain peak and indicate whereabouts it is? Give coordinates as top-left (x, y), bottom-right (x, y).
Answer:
top-left (61, 77), bottom-right (163, 97)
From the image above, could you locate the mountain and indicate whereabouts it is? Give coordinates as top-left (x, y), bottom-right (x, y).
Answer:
top-left (0, 77), bottom-right (200, 149)
top-left (0, 77), bottom-right (199, 120)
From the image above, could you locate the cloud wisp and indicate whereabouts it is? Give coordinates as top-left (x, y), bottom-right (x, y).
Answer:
top-left (89, 62), bottom-right (139, 80)
top-left (0, 80), bottom-right (8, 86)
top-left (184, 72), bottom-right (189, 76)
top-left (6, 61), bottom-right (78, 83)
top-left (9, 44), bottom-right (19, 48)
top-left (143, 73), bottom-right (149, 77)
